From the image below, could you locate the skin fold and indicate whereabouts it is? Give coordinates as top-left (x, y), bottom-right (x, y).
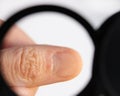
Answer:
top-left (0, 19), bottom-right (82, 96)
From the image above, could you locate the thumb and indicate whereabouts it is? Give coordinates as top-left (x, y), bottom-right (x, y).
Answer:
top-left (0, 45), bottom-right (82, 88)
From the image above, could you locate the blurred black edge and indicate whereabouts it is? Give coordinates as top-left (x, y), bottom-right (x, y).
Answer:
top-left (0, 4), bottom-right (96, 96)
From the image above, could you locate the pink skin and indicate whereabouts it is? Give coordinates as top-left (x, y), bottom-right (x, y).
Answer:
top-left (0, 19), bottom-right (82, 96)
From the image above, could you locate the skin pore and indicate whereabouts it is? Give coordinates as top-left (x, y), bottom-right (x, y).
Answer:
top-left (0, 19), bottom-right (82, 96)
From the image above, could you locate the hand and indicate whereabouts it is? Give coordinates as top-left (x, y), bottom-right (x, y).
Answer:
top-left (0, 19), bottom-right (82, 96)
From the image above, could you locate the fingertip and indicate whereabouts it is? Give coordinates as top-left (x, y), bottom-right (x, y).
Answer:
top-left (53, 47), bottom-right (82, 81)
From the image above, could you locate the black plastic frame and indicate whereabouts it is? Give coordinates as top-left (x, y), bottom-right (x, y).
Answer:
top-left (0, 4), bottom-right (96, 96)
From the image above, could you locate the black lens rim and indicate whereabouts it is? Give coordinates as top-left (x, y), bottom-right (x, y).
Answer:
top-left (0, 5), bottom-right (96, 44)
top-left (0, 4), bottom-right (96, 96)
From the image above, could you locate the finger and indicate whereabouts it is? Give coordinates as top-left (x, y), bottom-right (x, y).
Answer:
top-left (0, 45), bottom-right (82, 87)
top-left (0, 19), bottom-right (37, 96)
top-left (0, 19), bottom-right (34, 48)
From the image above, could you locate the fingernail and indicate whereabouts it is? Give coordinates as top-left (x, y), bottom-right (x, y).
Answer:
top-left (53, 48), bottom-right (82, 79)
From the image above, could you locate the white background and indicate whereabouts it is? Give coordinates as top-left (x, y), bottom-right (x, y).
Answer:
top-left (0, 0), bottom-right (120, 96)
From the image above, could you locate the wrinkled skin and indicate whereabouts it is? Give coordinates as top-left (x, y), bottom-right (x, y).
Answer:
top-left (0, 19), bottom-right (82, 96)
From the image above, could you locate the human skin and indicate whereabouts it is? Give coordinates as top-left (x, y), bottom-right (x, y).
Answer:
top-left (0, 19), bottom-right (82, 96)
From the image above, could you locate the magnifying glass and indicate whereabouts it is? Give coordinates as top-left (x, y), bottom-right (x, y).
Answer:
top-left (0, 5), bottom-right (95, 96)
top-left (0, 4), bottom-right (120, 96)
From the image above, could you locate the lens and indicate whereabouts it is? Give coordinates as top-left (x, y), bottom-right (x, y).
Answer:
top-left (0, 5), bottom-right (95, 96)
top-left (16, 12), bottom-right (94, 96)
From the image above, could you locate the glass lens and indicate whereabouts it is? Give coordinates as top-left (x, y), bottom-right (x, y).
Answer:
top-left (15, 12), bottom-right (95, 96)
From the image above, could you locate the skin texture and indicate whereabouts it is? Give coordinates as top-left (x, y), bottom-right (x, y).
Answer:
top-left (0, 19), bottom-right (38, 96)
top-left (0, 19), bottom-right (82, 96)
